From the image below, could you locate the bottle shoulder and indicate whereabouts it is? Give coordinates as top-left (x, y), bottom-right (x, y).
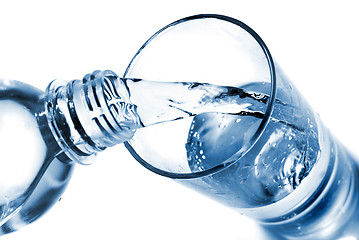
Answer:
top-left (0, 79), bottom-right (74, 233)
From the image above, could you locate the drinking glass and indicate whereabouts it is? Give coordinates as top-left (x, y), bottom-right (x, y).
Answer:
top-left (123, 14), bottom-right (359, 239)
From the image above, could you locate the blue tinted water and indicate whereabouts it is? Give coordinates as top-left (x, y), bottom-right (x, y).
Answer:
top-left (182, 81), bottom-right (359, 239)
top-left (185, 82), bottom-right (320, 205)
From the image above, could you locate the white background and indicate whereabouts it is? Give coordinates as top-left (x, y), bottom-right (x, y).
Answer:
top-left (0, 1), bottom-right (359, 239)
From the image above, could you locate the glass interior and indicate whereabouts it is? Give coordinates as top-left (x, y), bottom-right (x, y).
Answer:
top-left (123, 14), bottom-right (276, 178)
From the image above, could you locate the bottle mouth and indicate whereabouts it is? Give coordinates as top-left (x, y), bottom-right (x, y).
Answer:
top-left (123, 14), bottom-right (277, 179)
top-left (45, 70), bottom-right (142, 165)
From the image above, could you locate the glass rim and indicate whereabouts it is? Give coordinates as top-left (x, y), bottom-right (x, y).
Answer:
top-left (124, 14), bottom-right (277, 179)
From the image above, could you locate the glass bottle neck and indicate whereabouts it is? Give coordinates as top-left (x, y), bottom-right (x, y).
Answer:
top-left (44, 70), bottom-right (141, 165)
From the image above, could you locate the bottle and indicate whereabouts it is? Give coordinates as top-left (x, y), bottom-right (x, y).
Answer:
top-left (0, 14), bottom-right (358, 239)
top-left (0, 71), bottom-right (138, 234)
top-left (0, 79), bottom-right (74, 234)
